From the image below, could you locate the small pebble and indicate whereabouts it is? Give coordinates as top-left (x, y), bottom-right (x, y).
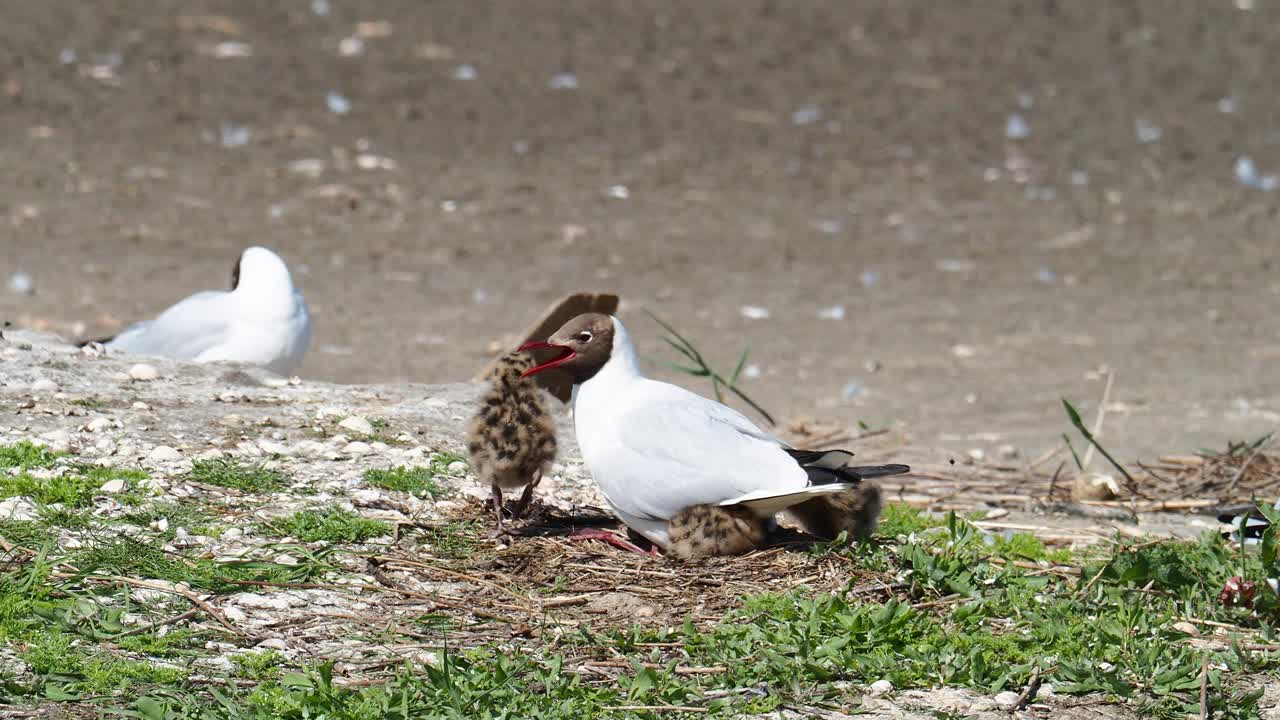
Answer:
top-left (212, 41), bottom-right (251, 59)
top-left (816, 305), bottom-right (845, 321)
top-left (1070, 170), bottom-right (1090, 186)
top-left (257, 637), bottom-right (289, 651)
top-left (860, 270), bottom-right (880, 287)
top-left (1035, 267), bottom-right (1057, 283)
top-left (742, 364), bottom-right (762, 380)
top-left (325, 91), bottom-right (352, 114)
top-left (791, 103), bottom-right (821, 126)
top-left (446, 460), bottom-right (467, 474)
top-left (1218, 96), bottom-right (1237, 113)
top-left (1005, 113), bottom-right (1030, 140)
top-left (84, 416), bottom-right (114, 433)
top-left (239, 593), bottom-right (291, 611)
top-left (867, 679), bottom-right (893, 697)
top-left (936, 259), bottom-right (976, 273)
top-left (739, 305), bottom-right (770, 320)
top-left (343, 441), bottom-right (372, 455)
top-left (841, 381), bottom-right (865, 400)
top-left (59, 48), bottom-right (77, 65)
top-left (994, 691), bottom-right (1022, 709)
top-left (132, 401), bottom-right (150, 410)
top-left (310, 0), bottom-right (330, 16)
top-left (452, 64), bottom-right (477, 81)
top-left (338, 416), bottom-right (375, 435)
top-left (30, 379), bottom-right (58, 393)
top-left (605, 184), bottom-right (630, 199)
top-left (1235, 156), bottom-right (1278, 191)
top-left (548, 72), bottom-right (578, 90)
top-left (338, 36), bottom-right (365, 57)
top-left (1134, 118), bottom-right (1162, 144)
top-left (149, 445), bottom-right (183, 462)
top-left (220, 124), bottom-right (251, 148)
top-left (100, 478), bottom-right (128, 494)
top-left (129, 363), bottom-right (159, 381)
top-left (8, 272), bottom-right (34, 296)
top-left (812, 219), bottom-right (842, 234)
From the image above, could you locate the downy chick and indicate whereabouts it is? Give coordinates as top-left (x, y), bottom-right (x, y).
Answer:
top-left (467, 350), bottom-right (558, 533)
top-left (666, 504), bottom-right (768, 560)
top-left (785, 482), bottom-right (883, 541)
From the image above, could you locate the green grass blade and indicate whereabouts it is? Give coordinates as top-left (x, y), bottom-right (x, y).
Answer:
top-left (1062, 398), bottom-right (1135, 485)
top-left (729, 347), bottom-right (750, 385)
top-left (1063, 433), bottom-right (1084, 472)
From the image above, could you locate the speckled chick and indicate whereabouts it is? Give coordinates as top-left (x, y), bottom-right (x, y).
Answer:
top-left (467, 350), bottom-right (558, 533)
top-left (784, 483), bottom-right (883, 541)
top-left (666, 504), bottom-right (768, 561)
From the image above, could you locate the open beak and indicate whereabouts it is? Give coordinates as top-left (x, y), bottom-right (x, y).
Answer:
top-left (518, 340), bottom-right (576, 378)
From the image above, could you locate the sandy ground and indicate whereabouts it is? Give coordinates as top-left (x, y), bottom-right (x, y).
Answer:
top-left (2, 1), bottom-right (1279, 466)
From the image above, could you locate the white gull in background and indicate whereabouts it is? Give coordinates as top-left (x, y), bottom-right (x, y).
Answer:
top-left (519, 313), bottom-right (909, 556)
top-left (95, 246), bottom-right (311, 375)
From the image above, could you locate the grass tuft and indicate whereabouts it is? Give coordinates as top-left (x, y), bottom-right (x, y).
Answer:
top-left (363, 465), bottom-right (445, 498)
top-left (266, 507), bottom-right (390, 543)
top-left (0, 441), bottom-right (62, 470)
top-left (189, 458), bottom-right (288, 493)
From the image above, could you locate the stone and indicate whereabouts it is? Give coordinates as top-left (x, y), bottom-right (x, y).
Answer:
top-left (30, 379), bottom-right (58, 393)
top-left (99, 478), bottom-right (127, 494)
top-left (236, 593), bottom-right (292, 610)
top-left (338, 416), bottom-right (374, 435)
top-left (128, 363), bottom-right (159, 381)
top-left (993, 690), bottom-right (1022, 708)
top-left (82, 416), bottom-right (113, 433)
top-left (149, 445), bottom-right (183, 462)
top-left (867, 679), bottom-right (893, 697)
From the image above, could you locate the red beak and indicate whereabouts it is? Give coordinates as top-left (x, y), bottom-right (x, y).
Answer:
top-left (518, 341), bottom-right (576, 378)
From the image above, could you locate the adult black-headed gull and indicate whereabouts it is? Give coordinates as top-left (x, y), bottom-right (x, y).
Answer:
top-left (99, 246), bottom-right (311, 375)
top-left (467, 350), bottom-right (558, 534)
top-left (519, 313), bottom-right (909, 556)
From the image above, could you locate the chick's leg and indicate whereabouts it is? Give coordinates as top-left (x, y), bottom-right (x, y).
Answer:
top-left (490, 484), bottom-right (506, 534)
top-left (511, 468), bottom-right (542, 520)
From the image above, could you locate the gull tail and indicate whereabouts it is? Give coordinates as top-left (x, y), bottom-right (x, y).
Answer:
top-left (783, 448), bottom-right (910, 485)
top-left (1218, 510), bottom-right (1271, 545)
top-left (723, 450), bottom-right (910, 518)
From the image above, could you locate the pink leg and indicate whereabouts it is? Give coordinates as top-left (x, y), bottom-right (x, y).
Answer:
top-left (567, 527), bottom-right (661, 556)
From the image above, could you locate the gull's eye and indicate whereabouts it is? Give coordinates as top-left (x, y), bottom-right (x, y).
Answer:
top-left (575, 331), bottom-right (593, 343)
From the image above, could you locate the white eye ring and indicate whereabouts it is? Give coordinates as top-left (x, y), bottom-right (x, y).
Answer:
top-left (575, 331), bottom-right (593, 343)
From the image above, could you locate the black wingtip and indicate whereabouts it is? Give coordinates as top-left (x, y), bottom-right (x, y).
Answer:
top-left (845, 463), bottom-right (911, 479)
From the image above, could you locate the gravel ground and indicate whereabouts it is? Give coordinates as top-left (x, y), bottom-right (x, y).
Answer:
top-left (2, 1), bottom-right (1279, 469)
